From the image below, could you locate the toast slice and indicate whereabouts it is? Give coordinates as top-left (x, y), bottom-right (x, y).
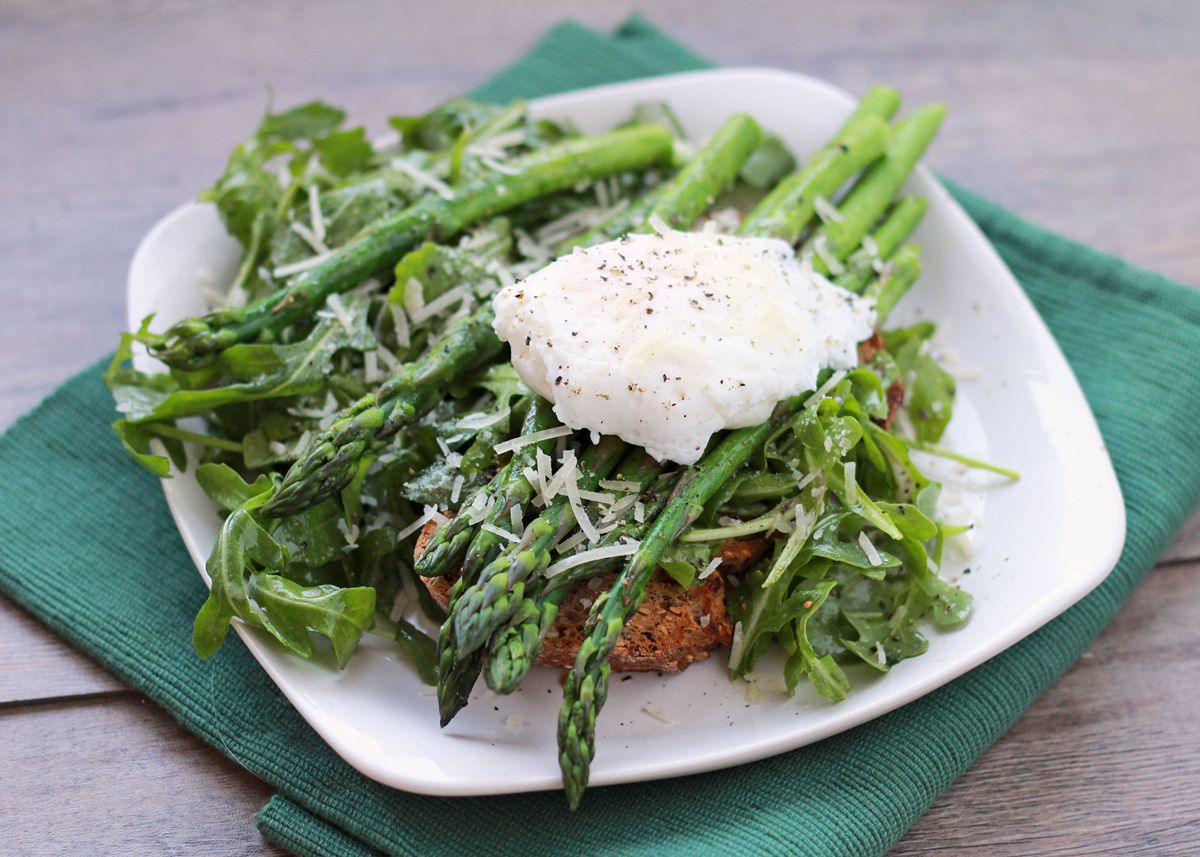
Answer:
top-left (416, 521), bottom-right (771, 673)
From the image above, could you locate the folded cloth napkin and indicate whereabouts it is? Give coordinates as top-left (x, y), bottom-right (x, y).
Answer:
top-left (2, 15), bottom-right (1198, 857)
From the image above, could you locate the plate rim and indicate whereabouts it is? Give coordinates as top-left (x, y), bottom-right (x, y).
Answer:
top-left (126, 65), bottom-right (1127, 796)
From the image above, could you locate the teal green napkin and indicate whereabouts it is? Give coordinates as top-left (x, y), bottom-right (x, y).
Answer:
top-left (2, 16), bottom-right (1198, 857)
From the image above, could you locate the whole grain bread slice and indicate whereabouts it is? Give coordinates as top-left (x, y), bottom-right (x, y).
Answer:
top-left (416, 520), bottom-right (771, 673)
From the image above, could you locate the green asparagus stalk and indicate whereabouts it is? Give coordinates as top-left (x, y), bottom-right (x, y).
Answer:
top-left (735, 115), bottom-right (890, 244)
top-left (558, 113), bottom-right (762, 251)
top-left (483, 464), bottom-right (673, 693)
top-left (557, 399), bottom-right (803, 809)
top-left (437, 436), bottom-right (626, 722)
top-left (556, 184), bottom-right (667, 255)
top-left (434, 401), bottom-right (562, 725)
top-left (264, 303), bottom-right (501, 516)
top-left (835, 196), bottom-right (928, 294)
top-left (415, 396), bottom-right (556, 577)
top-left (450, 437), bottom-right (627, 660)
top-left (149, 125), bottom-right (675, 370)
top-left (736, 83), bottom-right (900, 244)
top-left (869, 243), bottom-right (922, 324)
top-left (651, 114), bottom-right (762, 229)
top-left (806, 105), bottom-right (945, 275)
top-left (850, 84), bottom-right (902, 124)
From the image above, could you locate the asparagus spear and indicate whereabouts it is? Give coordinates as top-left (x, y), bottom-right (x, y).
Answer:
top-left (451, 442), bottom-right (645, 659)
top-left (835, 196), bottom-right (928, 294)
top-left (736, 83), bottom-right (900, 244)
top-left (437, 436), bottom-right (626, 722)
top-left (484, 465), bottom-right (673, 693)
top-left (558, 400), bottom-right (802, 808)
top-left (149, 125), bottom-right (675, 370)
top-left (434, 400), bottom-right (561, 724)
top-left (851, 84), bottom-right (902, 124)
top-left (806, 105), bottom-right (945, 274)
top-left (414, 396), bottom-right (556, 577)
top-left (559, 113), bottom-right (762, 250)
top-left (869, 243), bottom-right (922, 324)
top-left (264, 303), bottom-right (501, 516)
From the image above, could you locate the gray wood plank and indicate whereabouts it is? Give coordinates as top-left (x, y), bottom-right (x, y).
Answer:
top-left (0, 696), bottom-right (285, 857)
top-left (892, 561), bottom-right (1200, 855)
top-left (0, 595), bottom-right (127, 704)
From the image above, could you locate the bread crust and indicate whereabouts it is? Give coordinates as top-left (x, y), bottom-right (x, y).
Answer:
top-left (415, 520), bottom-right (769, 673)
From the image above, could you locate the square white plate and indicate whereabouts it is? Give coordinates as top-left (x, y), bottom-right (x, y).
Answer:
top-left (126, 68), bottom-right (1125, 796)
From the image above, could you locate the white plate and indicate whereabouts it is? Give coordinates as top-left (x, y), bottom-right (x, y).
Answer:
top-left (126, 68), bottom-right (1125, 796)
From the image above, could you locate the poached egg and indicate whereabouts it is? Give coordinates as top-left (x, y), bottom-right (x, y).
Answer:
top-left (492, 227), bottom-right (875, 464)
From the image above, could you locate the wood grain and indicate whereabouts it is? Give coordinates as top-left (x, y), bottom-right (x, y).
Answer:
top-left (0, 1), bottom-right (1196, 854)
top-left (893, 562), bottom-right (1200, 856)
top-left (0, 696), bottom-right (284, 857)
top-left (0, 596), bottom-right (127, 705)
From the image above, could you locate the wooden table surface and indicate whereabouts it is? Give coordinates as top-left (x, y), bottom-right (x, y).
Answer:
top-left (2, 1), bottom-right (1197, 854)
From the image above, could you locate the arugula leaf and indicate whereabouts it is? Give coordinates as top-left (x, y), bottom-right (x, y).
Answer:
top-left (659, 541), bottom-right (717, 588)
top-left (389, 98), bottom-right (502, 151)
top-left (392, 617), bottom-right (438, 685)
top-left (199, 137), bottom-right (290, 245)
top-left (109, 301), bottom-right (375, 423)
top-left (269, 499), bottom-right (347, 569)
top-left (782, 580), bottom-right (850, 701)
top-left (388, 220), bottom-right (511, 318)
top-left (259, 101), bottom-right (346, 141)
top-left (728, 558), bottom-right (827, 677)
top-left (195, 463), bottom-right (274, 510)
top-left (314, 179), bottom-right (408, 249)
top-left (111, 419), bottom-right (181, 477)
top-left (247, 573), bottom-right (375, 667)
top-left (883, 323), bottom-right (956, 443)
top-left (864, 423), bottom-right (931, 502)
top-left (193, 502), bottom-right (375, 666)
top-left (194, 506), bottom-right (285, 657)
top-left (314, 127), bottom-right (374, 175)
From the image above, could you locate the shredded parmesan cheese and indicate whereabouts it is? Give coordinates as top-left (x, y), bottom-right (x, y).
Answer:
top-left (641, 704), bottom-right (676, 724)
top-left (813, 195), bottom-right (844, 224)
top-left (493, 426), bottom-right (574, 455)
top-left (274, 249), bottom-right (334, 278)
top-left (390, 158), bottom-right (455, 199)
top-left (813, 234), bottom-right (846, 276)
top-left (308, 184), bottom-right (326, 243)
top-left (544, 540), bottom-right (639, 577)
top-left (290, 220), bottom-right (329, 254)
top-left (397, 506), bottom-right (443, 541)
top-left (389, 303), bottom-right (411, 349)
top-left (804, 370), bottom-right (847, 408)
top-left (457, 410), bottom-right (509, 431)
top-left (409, 285), bottom-right (470, 324)
top-left (698, 556), bottom-right (723, 580)
top-left (481, 522), bottom-right (519, 543)
top-left (858, 531), bottom-right (883, 567)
